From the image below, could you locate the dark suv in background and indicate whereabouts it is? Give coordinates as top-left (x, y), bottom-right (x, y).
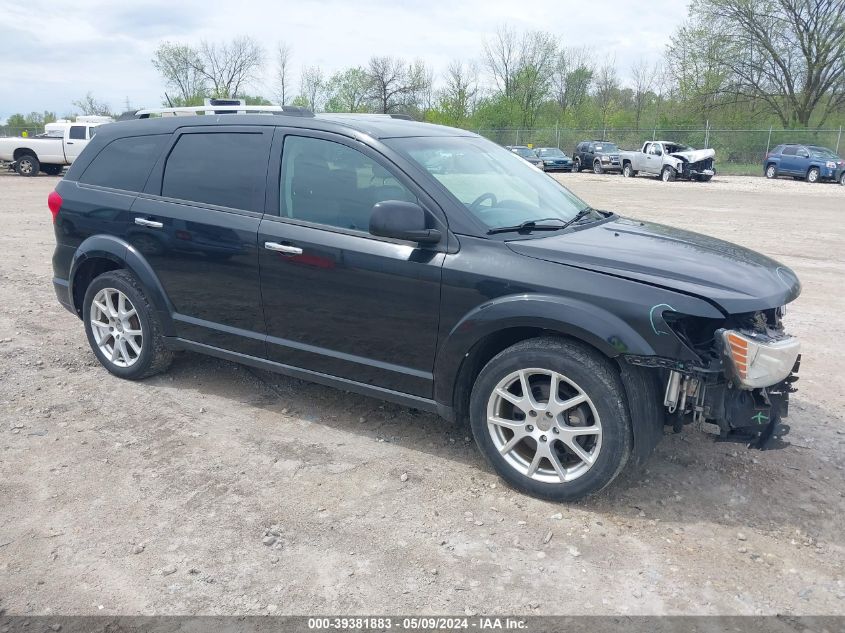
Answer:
top-left (573, 140), bottom-right (622, 174)
top-left (763, 144), bottom-right (845, 184)
top-left (49, 110), bottom-right (801, 501)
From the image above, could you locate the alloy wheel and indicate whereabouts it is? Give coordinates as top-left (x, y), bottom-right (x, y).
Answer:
top-left (486, 368), bottom-right (602, 484)
top-left (89, 288), bottom-right (143, 368)
top-left (18, 158), bottom-right (34, 175)
top-left (766, 165), bottom-right (776, 178)
top-left (808, 168), bottom-right (819, 183)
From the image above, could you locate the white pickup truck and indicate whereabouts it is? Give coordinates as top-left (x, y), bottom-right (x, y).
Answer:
top-left (619, 141), bottom-right (716, 182)
top-left (0, 118), bottom-right (109, 177)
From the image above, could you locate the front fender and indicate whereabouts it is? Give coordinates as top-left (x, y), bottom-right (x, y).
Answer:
top-left (69, 234), bottom-right (176, 335)
top-left (434, 294), bottom-right (656, 406)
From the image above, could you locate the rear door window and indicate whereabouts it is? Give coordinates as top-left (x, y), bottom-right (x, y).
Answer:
top-left (79, 134), bottom-right (168, 192)
top-left (161, 132), bottom-right (269, 211)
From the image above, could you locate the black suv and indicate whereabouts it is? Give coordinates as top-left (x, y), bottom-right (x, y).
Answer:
top-left (49, 112), bottom-right (802, 501)
top-left (573, 140), bottom-right (622, 174)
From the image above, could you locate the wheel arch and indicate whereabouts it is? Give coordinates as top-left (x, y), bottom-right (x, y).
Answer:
top-left (13, 148), bottom-right (38, 161)
top-left (68, 235), bottom-right (176, 335)
top-left (434, 294), bottom-right (657, 421)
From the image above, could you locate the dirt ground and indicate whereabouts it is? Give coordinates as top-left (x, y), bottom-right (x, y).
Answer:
top-left (0, 169), bottom-right (843, 616)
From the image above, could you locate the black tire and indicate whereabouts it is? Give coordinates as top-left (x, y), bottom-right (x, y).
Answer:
top-left (660, 166), bottom-right (676, 182)
top-left (806, 167), bottom-right (820, 183)
top-left (573, 157), bottom-right (582, 172)
top-left (622, 163), bottom-right (636, 178)
top-left (696, 175), bottom-right (713, 182)
top-left (83, 270), bottom-right (173, 380)
top-left (765, 163), bottom-right (777, 179)
top-left (15, 154), bottom-right (39, 177)
top-left (42, 164), bottom-right (62, 176)
top-left (593, 160), bottom-right (604, 175)
top-left (840, 172), bottom-right (845, 186)
top-left (469, 337), bottom-right (632, 502)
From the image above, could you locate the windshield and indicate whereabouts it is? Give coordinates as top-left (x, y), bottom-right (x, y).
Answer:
top-left (593, 143), bottom-right (618, 153)
top-left (538, 148), bottom-right (566, 158)
top-left (385, 136), bottom-right (591, 229)
top-left (511, 147), bottom-right (535, 158)
top-left (808, 146), bottom-right (838, 159)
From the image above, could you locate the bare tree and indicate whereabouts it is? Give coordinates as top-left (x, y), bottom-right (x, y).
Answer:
top-left (365, 56), bottom-right (429, 114)
top-left (483, 25), bottom-right (521, 98)
top-left (152, 42), bottom-right (207, 105)
top-left (630, 58), bottom-right (659, 129)
top-left (690, 0), bottom-right (845, 126)
top-left (593, 59), bottom-right (619, 130)
top-left (439, 60), bottom-right (479, 124)
top-left (72, 92), bottom-right (113, 117)
top-left (274, 42), bottom-right (293, 105)
top-left (298, 65), bottom-right (326, 112)
top-left (192, 36), bottom-right (265, 98)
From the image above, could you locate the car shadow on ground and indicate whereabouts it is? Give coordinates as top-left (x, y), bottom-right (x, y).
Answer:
top-left (153, 350), bottom-right (843, 534)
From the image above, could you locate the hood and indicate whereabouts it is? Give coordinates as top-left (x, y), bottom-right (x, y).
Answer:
top-left (507, 218), bottom-right (800, 314)
top-left (670, 148), bottom-right (715, 163)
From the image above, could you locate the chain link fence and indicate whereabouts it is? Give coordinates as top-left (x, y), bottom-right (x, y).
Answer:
top-left (0, 126), bottom-right (46, 138)
top-left (476, 126), bottom-right (845, 174)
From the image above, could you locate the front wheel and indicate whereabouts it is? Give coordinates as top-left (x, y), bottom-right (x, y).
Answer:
top-left (593, 160), bottom-right (604, 175)
top-left (807, 167), bottom-right (820, 183)
top-left (16, 154), bottom-right (40, 177)
top-left (661, 166), bottom-right (676, 182)
top-left (42, 164), bottom-right (63, 176)
top-left (83, 270), bottom-right (173, 380)
top-left (622, 163), bottom-right (636, 178)
top-left (469, 337), bottom-right (632, 501)
top-left (573, 158), bottom-right (582, 172)
top-left (765, 164), bottom-right (777, 179)
top-left (840, 172), bottom-right (845, 186)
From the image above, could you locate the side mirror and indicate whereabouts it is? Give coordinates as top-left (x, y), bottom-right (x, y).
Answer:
top-left (369, 200), bottom-right (442, 244)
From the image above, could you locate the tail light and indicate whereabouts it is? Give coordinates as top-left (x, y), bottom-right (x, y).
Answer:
top-left (47, 191), bottom-right (63, 223)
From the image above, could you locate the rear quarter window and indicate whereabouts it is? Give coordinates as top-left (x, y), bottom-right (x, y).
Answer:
top-left (79, 134), bottom-right (168, 192)
top-left (161, 132), bottom-right (267, 211)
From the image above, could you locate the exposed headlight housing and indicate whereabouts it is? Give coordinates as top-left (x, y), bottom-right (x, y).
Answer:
top-left (720, 329), bottom-right (800, 389)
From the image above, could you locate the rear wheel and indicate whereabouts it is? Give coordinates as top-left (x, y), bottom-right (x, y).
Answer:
top-left (622, 163), bottom-right (636, 178)
top-left (840, 172), bottom-right (845, 186)
top-left (696, 174), bottom-right (713, 182)
top-left (469, 337), bottom-right (632, 501)
top-left (765, 164), bottom-right (777, 179)
top-left (806, 167), bottom-right (820, 183)
top-left (661, 166), bottom-right (676, 182)
top-left (83, 270), bottom-right (173, 380)
top-left (593, 160), bottom-right (604, 175)
top-left (15, 154), bottom-right (39, 177)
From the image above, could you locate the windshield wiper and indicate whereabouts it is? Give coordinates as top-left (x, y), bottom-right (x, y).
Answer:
top-left (487, 208), bottom-right (596, 235)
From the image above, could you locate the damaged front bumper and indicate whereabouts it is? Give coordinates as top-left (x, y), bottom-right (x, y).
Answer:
top-left (659, 326), bottom-right (801, 449)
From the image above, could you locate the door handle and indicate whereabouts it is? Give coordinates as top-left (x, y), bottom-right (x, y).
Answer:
top-left (264, 242), bottom-right (303, 255)
top-left (135, 217), bottom-right (163, 229)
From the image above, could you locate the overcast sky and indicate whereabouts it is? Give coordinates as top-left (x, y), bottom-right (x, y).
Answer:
top-left (0, 0), bottom-right (691, 122)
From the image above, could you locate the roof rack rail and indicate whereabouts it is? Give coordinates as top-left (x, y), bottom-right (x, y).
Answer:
top-left (133, 105), bottom-right (314, 119)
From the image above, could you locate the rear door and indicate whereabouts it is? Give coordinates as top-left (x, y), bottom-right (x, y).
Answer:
top-left (257, 130), bottom-right (446, 397)
top-left (130, 126), bottom-right (272, 356)
top-left (779, 145), bottom-right (799, 174)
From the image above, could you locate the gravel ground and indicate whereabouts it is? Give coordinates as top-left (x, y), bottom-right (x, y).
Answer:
top-left (0, 170), bottom-right (843, 616)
